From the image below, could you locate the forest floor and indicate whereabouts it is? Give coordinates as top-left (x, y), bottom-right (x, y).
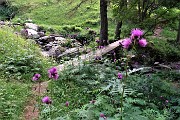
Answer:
top-left (22, 26), bottom-right (168, 119)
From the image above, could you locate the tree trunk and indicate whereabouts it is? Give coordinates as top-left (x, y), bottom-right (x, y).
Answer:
top-left (100, 0), bottom-right (108, 46)
top-left (114, 21), bottom-right (122, 40)
top-left (177, 19), bottom-right (180, 44)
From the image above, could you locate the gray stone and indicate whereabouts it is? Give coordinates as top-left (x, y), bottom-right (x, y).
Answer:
top-left (48, 46), bottom-right (66, 57)
top-left (39, 36), bottom-right (55, 43)
top-left (24, 23), bottom-right (39, 31)
top-left (57, 47), bottom-right (84, 58)
top-left (0, 21), bottom-right (5, 25)
top-left (38, 31), bottom-right (45, 37)
top-left (43, 44), bottom-right (53, 51)
top-left (21, 29), bottom-right (40, 39)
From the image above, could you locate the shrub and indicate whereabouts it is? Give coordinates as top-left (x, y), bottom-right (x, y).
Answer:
top-left (0, 27), bottom-right (53, 81)
top-left (136, 38), bottom-right (180, 64)
top-left (0, 2), bottom-right (18, 20)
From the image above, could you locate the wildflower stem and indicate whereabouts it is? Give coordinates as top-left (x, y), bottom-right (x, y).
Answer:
top-left (50, 80), bottom-right (53, 118)
top-left (38, 81), bottom-right (41, 114)
top-left (121, 51), bottom-right (128, 120)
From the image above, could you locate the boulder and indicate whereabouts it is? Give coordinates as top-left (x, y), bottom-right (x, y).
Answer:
top-left (48, 46), bottom-right (66, 57)
top-left (43, 44), bottom-right (53, 51)
top-left (24, 23), bottom-right (39, 31)
top-left (55, 37), bottom-right (66, 44)
top-left (38, 36), bottom-right (55, 44)
top-left (21, 29), bottom-right (40, 39)
top-left (0, 21), bottom-right (5, 25)
top-left (57, 47), bottom-right (85, 58)
top-left (38, 31), bottom-right (45, 37)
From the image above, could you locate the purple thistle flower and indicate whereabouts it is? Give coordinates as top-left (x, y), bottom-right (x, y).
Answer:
top-left (42, 96), bottom-right (52, 104)
top-left (118, 72), bottom-right (123, 79)
top-left (165, 100), bottom-right (169, 103)
top-left (65, 101), bottom-right (69, 107)
top-left (48, 67), bottom-right (59, 80)
top-left (139, 38), bottom-right (148, 47)
top-left (131, 28), bottom-right (144, 39)
top-left (120, 38), bottom-right (132, 49)
top-left (32, 73), bottom-right (41, 81)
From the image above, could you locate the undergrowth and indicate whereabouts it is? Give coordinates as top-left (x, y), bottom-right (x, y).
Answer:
top-left (40, 61), bottom-right (180, 120)
top-left (0, 27), bottom-right (55, 82)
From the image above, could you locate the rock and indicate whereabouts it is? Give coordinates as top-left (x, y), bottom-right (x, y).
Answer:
top-left (71, 41), bottom-right (82, 47)
top-left (57, 47), bottom-right (84, 58)
top-left (55, 37), bottom-right (66, 44)
top-left (36, 41), bottom-right (44, 45)
top-left (25, 23), bottom-right (39, 31)
top-left (0, 21), bottom-right (5, 25)
top-left (21, 29), bottom-right (40, 39)
top-left (20, 29), bottom-right (28, 38)
top-left (55, 37), bottom-right (66, 41)
top-left (38, 36), bottom-right (55, 43)
top-left (43, 44), bottom-right (53, 51)
top-left (38, 31), bottom-right (45, 37)
top-left (48, 46), bottom-right (66, 57)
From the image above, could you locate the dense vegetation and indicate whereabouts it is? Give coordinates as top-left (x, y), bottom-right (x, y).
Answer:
top-left (0, 27), bottom-right (53, 119)
top-left (0, 0), bottom-right (180, 120)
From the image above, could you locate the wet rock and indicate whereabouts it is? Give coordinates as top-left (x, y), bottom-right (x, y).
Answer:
top-left (38, 36), bottom-right (55, 44)
top-left (57, 47), bottom-right (84, 58)
top-left (43, 44), bottom-right (53, 51)
top-left (48, 46), bottom-right (66, 57)
top-left (36, 41), bottom-right (44, 45)
top-left (55, 37), bottom-right (66, 44)
top-left (21, 29), bottom-right (40, 39)
top-left (0, 21), bottom-right (5, 25)
top-left (25, 23), bottom-right (39, 31)
top-left (38, 31), bottom-right (45, 37)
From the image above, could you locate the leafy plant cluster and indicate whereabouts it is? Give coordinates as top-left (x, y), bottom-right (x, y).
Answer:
top-left (39, 60), bottom-right (180, 120)
top-left (135, 37), bottom-right (180, 63)
top-left (0, 79), bottom-right (30, 119)
top-left (127, 72), bottom-right (180, 120)
top-left (0, 2), bottom-right (18, 20)
top-left (0, 54), bottom-right (43, 80)
top-left (0, 27), bottom-right (53, 81)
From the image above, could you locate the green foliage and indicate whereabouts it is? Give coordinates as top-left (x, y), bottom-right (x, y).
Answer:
top-left (137, 37), bottom-right (180, 63)
top-left (62, 25), bottom-right (82, 33)
top-left (0, 54), bottom-right (43, 81)
top-left (0, 3), bottom-right (18, 20)
top-left (84, 19), bottom-right (100, 26)
top-left (0, 79), bottom-right (30, 119)
top-left (0, 27), bottom-right (54, 81)
top-left (41, 61), bottom-right (175, 119)
top-left (161, 27), bottom-right (177, 39)
top-left (12, 0), bottom-right (100, 26)
top-left (127, 73), bottom-right (180, 120)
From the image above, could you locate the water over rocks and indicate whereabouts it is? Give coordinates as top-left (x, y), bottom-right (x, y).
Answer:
top-left (17, 21), bottom-right (85, 59)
